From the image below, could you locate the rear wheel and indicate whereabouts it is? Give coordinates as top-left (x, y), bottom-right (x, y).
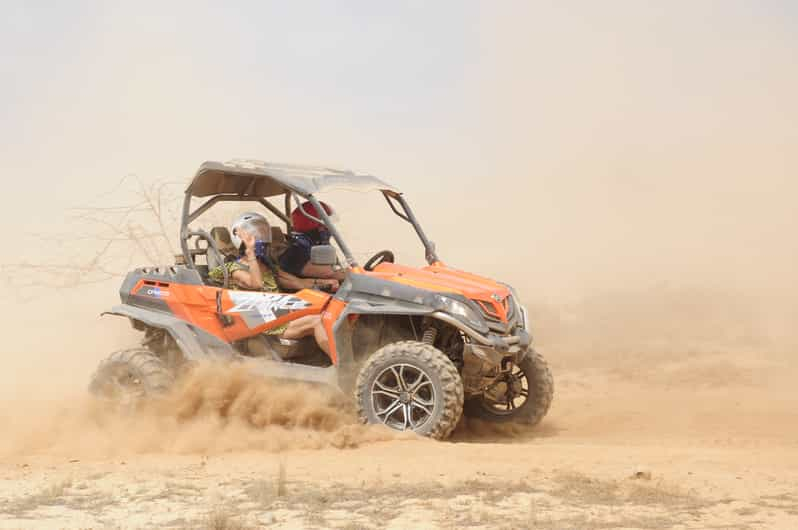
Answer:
top-left (88, 349), bottom-right (173, 408)
top-left (464, 349), bottom-right (553, 426)
top-left (355, 341), bottom-right (463, 440)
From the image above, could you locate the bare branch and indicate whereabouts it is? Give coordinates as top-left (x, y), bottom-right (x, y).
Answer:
top-left (0, 176), bottom-right (182, 297)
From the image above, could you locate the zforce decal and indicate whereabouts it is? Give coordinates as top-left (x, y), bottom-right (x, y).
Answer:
top-left (226, 292), bottom-right (311, 327)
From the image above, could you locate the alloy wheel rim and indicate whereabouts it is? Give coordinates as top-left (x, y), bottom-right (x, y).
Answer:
top-left (482, 363), bottom-right (529, 415)
top-left (371, 363), bottom-right (436, 431)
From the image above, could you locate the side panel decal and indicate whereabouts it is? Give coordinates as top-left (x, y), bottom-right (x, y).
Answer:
top-left (226, 292), bottom-right (311, 328)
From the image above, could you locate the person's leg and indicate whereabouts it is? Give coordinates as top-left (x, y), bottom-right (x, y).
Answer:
top-left (281, 315), bottom-right (330, 355)
top-left (281, 315), bottom-right (317, 339)
top-left (312, 319), bottom-right (330, 355)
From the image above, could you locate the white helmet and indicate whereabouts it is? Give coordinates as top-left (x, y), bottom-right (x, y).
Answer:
top-left (230, 212), bottom-right (272, 248)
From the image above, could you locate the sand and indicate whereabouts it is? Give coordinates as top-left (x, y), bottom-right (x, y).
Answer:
top-left (1, 324), bottom-right (796, 529)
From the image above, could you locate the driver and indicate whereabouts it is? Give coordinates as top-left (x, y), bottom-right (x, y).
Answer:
top-left (209, 212), bottom-right (337, 354)
top-left (279, 201), bottom-right (346, 282)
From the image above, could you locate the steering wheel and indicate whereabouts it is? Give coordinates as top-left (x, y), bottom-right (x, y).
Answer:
top-left (363, 250), bottom-right (395, 271)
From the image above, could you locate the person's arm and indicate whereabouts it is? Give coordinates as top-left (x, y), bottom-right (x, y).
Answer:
top-left (299, 262), bottom-right (346, 281)
top-left (278, 242), bottom-right (345, 283)
top-left (231, 229), bottom-right (265, 290)
top-left (277, 270), bottom-right (339, 292)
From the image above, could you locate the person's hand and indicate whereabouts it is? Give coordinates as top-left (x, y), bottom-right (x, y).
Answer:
top-left (238, 228), bottom-right (256, 252)
top-left (314, 279), bottom-right (340, 292)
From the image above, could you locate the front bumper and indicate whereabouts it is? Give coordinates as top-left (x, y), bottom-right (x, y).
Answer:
top-left (430, 310), bottom-right (531, 365)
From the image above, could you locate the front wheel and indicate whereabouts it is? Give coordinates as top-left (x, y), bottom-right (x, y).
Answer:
top-left (464, 349), bottom-right (554, 426)
top-left (355, 341), bottom-right (464, 440)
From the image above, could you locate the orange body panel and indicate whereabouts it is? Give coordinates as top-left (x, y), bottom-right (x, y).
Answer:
top-left (368, 262), bottom-right (512, 323)
top-left (130, 279), bottom-right (332, 342)
top-left (131, 279), bottom-right (228, 339)
top-left (128, 260), bottom-right (512, 362)
top-left (217, 288), bottom-right (332, 342)
top-left (321, 298), bottom-right (347, 364)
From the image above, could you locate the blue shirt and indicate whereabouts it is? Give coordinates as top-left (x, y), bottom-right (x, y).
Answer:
top-left (278, 233), bottom-right (314, 276)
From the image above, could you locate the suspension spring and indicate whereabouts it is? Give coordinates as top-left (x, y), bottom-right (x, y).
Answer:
top-left (422, 327), bottom-right (438, 345)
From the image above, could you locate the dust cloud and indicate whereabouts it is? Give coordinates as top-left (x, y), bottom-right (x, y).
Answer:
top-left (0, 2), bottom-right (797, 456)
top-left (0, 363), bottom-right (402, 459)
top-left (466, 3), bottom-right (798, 364)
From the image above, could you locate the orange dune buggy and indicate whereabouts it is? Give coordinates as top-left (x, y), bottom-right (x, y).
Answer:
top-left (91, 160), bottom-right (553, 439)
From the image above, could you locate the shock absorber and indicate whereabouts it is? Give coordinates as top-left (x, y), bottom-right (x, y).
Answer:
top-left (422, 326), bottom-right (438, 345)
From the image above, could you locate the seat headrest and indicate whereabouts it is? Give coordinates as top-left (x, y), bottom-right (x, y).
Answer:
top-left (210, 226), bottom-right (237, 255)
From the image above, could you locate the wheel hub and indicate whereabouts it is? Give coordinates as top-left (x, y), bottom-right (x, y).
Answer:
top-left (371, 363), bottom-right (436, 431)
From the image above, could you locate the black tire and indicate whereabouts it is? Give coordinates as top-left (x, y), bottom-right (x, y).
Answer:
top-left (355, 341), bottom-right (464, 440)
top-left (88, 349), bottom-right (173, 407)
top-left (464, 349), bottom-right (553, 426)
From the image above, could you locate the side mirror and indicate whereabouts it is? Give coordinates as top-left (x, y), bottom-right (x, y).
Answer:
top-left (425, 241), bottom-right (438, 263)
top-left (310, 245), bottom-right (337, 266)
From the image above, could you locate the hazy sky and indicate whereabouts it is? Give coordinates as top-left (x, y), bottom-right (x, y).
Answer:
top-left (2, 1), bottom-right (797, 296)
top-left (1, 1), bottom-right (482, 197)
top-left (2, 2), bottom-right (798, 395)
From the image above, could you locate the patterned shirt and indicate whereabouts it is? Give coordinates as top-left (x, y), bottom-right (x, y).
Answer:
top-left (208, 259), bottom-right (286, 335)
top-left (209, 260), bottom-right (280, 291)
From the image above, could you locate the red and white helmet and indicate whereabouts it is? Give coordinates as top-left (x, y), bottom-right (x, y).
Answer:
top-left (291, 201), bottom-right (333, 233)
top-left (230, 212), bottom-right (271, 248)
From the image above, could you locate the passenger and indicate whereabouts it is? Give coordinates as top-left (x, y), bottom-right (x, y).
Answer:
top-left (279, 201), bottom-right (346, 282)
top-left (209, 212), bottom-right (337, 354)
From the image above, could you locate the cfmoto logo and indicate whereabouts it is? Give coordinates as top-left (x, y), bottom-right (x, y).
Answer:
top-left (146, 287), bottom-right (170, 298)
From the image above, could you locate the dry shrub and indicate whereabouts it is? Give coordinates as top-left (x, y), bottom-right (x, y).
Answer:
top-left (202, 508), bottom-right (251, 530)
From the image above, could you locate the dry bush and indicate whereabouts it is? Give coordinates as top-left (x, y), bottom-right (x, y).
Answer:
top-left (8, 478), bottom-right (74, 514)
top-left (244, 479), bottom-right (275, 506)
top-left (201, 507), bottom-right (251, 530)
top-left (244, 461), bottom-right (288, 505)
top-left (550, 471), bottom-right (698, 508)
top-left (1, 175), bottom-right (181, 295)
top-left (276, 460), bottom-right (287, 497)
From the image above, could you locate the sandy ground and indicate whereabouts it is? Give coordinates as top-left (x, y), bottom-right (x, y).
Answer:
top-left (1, 344), bottom-right (797, 530)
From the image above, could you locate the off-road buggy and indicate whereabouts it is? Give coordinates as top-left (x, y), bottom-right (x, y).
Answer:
top-left (91, 160), bottom-right (554, 439)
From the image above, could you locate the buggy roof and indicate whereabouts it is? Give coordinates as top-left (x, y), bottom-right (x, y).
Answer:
top-left (188, 159), bottom-right (399, 198)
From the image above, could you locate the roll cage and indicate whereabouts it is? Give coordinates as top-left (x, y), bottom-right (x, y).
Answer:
top-left (179, 160), bottom-right (439, 278)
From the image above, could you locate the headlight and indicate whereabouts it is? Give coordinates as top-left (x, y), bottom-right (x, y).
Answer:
top-left (519, 305), bottom-right (530, 331)
top-left (502, 282), bottom-right (530, 331)
top-left (502, 283), bottom-right (523, 306)
top-left (437, 296), bottom-right (486, 331)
